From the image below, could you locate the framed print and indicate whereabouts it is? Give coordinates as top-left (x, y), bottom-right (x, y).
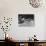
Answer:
top-left (18, 14), bottom-right (35, 27)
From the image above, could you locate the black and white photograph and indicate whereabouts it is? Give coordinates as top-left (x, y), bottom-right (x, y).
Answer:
top-left (18, 14), bottom-right (35, 26)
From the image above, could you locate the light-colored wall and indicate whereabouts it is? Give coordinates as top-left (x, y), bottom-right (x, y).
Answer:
top-left (0, 0), bottom-right (46, 40)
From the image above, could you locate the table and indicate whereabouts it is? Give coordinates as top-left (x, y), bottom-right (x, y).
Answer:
top-left (5, 39), bottom-right (46, 46)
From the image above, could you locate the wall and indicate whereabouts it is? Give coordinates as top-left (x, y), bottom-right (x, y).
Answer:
top-left (0, 0), bottom-right (46, 40)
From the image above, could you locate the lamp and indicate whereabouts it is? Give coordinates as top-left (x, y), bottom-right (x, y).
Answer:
top-left (29, 0), bottom-right (43, 8)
